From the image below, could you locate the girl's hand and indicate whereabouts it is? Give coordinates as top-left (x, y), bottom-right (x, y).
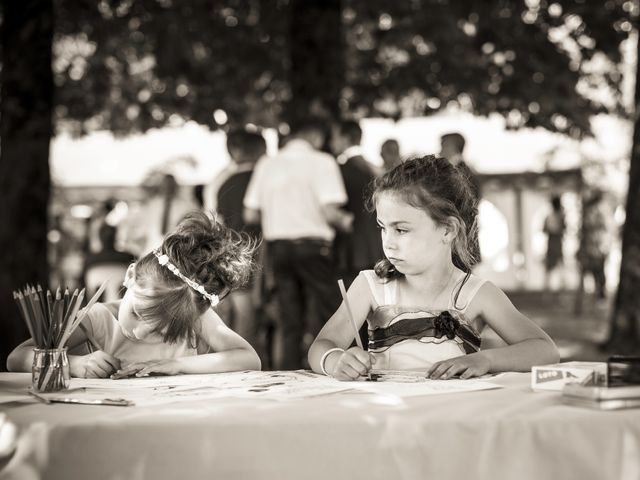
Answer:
top-left (111, 359), bottom-right (181, 379)
top-left (327, 347), bottom-right (374, 381)
top-left (69, 351), bottom-right (121, 378)
top-left (427, 353), bottom-right (491, 380)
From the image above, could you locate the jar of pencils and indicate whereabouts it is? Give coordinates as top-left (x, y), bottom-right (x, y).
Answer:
top-left (32, 348), bottom-right (70, 392)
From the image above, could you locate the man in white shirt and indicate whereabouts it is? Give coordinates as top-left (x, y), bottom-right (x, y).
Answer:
top-left (243, 119), bottom-right (352, 369)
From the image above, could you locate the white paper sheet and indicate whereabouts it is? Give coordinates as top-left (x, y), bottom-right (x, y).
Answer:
top-left (53, 371), bottom-right (355, 406)
top-left (13, 370), bottom-right (503, 407)
top-left (348, 377), bottom-right (502, 397)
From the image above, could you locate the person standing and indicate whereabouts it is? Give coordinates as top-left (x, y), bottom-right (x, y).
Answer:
top-left (543, 195), bottom-right (566, 291)
top-left (83, 223), bottom-right (136, 302)
top-left (440, 132), bottom-right (481, 266)
top-left (331, 120), bottom-right (384, 288)
top-left (211, 129), bottom-right (266, 358)
top-left (243, 119), bottom-right (352, 369)
top-left (120, 173), bottom-right (199, 257)
top-left (440, 132), bottom-right (481, 201)
top-left (380, 138), bottom-right (402, 172)
top-left (577, 189), bottom-right (609, 301)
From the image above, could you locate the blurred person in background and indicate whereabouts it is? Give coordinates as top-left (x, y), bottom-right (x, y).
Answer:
top-left (577, 188), bottom-right (609, 304)
top-left (87, 199), bottom-right (116, 254)
top-left (543, 194), bottom-right (566, 292)
top-left (210, 128), bottom-right (268, 363)
top-left (120, 173), bottom-right (199, 256)
top-left (203, 128), bottom-right (263, 214)
top-left (331, 120), bottom-right (384, 288)
top-left (82, 223), bottom-right (136, 302)
top-left (380, 138), bottom-right (402, 172)
top-left (440, 132), bottom-right (482, 267)
top-left (243, 119), bottom-right (352, 369)
top-left (439, 132), bottom-right (481, 201)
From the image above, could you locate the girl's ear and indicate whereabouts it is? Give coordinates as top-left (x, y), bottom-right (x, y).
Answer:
top-left (123, 263), bottom-right (136, 288)
top-left (442, 217), bottom-right (460, 244)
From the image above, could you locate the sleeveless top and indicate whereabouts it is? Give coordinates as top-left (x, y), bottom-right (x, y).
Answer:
top-left (361, 270), bottom-right (486, 371)
top-left (84, 303), bottom-right (198, 367)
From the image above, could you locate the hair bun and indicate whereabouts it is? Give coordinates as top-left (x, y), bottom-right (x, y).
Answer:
top-left (163, 211), bottom-right (258, 299)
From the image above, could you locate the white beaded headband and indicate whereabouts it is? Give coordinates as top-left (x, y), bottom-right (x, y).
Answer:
top-left (152, 249), bottom-right (220, 307)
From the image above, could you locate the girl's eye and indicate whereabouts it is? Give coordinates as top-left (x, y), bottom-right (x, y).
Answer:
top-left (396, 228), bottom-right (408, 234)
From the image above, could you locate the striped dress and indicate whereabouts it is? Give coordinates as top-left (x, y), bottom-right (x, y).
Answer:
top-left (361, 270), bottom-right (486, 371)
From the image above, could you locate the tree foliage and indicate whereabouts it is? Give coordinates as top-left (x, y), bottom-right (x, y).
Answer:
top-left (54, 0), bottom-right (290, 135)
top-left (53, 0), bottom-right (635, 137)
top-left (343, 0), bottom-right (634, 136)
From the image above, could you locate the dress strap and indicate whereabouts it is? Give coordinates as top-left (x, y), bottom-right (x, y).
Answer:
top-left (449, 273), bottom-right (487, 312)
top-left (362, 270), bottom-right (383, 306)
top-left (382, 278), bottom-right (396, 305)
top-left (361, 270), bottom-right (396, 306)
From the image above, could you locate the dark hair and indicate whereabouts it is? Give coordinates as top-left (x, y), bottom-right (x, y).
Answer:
top-left (132, 211), bottom-right (257, 345)
top-left (226, 129), bottom-right (266, 161)
top-left (289, 118), bottom-right (327, 138)
top-left (367, 155), bottom-right (478, 281)
top-left (336, 120), bottom-right (362, 145)
top-left (381, 139), bottom-right (399, 151)
top-left (98, 224), bottom-right (117, 250)
top-left (440, 132), bottom-right (466, 153)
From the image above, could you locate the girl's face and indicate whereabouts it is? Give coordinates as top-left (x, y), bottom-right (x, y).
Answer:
top-left (376, 191), bottom-right (450, 275)
top-left (118, 267), bottom-right (161, 342)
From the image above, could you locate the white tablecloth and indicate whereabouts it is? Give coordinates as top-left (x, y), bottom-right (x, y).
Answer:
top-left (0, 372), bottom-right (638, 480)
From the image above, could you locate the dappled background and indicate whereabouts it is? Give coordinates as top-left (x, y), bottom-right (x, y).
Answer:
top-left (2, 0), bottom-right (640, 369)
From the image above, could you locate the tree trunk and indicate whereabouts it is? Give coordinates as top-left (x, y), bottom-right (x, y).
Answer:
top-left (604, 37), bottom-right (640, 353)
top-left (0, 0), bottom-right (53, 370)
top-left (285, 0), bottom-right (344, 126)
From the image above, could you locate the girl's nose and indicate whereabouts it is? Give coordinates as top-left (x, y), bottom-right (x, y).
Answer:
top-left (382, 234), bottom-right (396, 251)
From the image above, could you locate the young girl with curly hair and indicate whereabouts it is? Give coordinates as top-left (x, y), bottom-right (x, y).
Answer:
top-left (8, 211), bottom-right (261, 378)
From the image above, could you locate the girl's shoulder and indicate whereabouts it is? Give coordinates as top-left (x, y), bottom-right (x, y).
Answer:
top-left (84, 302), bottom-right (119, 341)
top-left (87, 302), bottom-right (117, 321)
top-left (451, 273), bottom-right (488, 312)
top-left (358, 270), bottom-right (394, 306)
top-left (456, 276), bottom-right (512, 322)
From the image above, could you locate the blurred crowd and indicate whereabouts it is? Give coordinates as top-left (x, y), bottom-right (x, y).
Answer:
top-left (49, 120), bottom-right (619, 370)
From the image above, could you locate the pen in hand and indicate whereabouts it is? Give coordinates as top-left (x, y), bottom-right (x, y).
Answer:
top-left (337, 279), bottom-right (372, 381)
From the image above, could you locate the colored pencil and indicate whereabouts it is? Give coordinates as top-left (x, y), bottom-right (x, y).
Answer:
top-left (337, 279), bottom-right (364, 349)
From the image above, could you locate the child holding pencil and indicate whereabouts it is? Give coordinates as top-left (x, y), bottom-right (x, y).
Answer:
top-left (8, 211), bottom-right (261, 378)
top-left (309, 156), bottom-right (559, 380)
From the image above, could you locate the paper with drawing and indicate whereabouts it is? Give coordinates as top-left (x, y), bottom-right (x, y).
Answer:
top-left (8, 371), bottom-right (502, 406)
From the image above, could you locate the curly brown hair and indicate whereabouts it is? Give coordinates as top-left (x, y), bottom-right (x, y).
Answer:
top-left (133, 211), bottom-right (258, 345)
top-left (366, 155), bottom-right (479, 280)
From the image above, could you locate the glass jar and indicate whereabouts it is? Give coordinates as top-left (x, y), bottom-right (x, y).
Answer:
top-left (32, 348), bottom-right (70, 392)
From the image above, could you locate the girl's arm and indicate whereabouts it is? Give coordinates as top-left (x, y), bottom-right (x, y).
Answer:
top-left (179, 308), bottom-right (262, 373)
top-left (6, 339), bottom-right (38, 373)
top-left (114, 308), bottom-right (261, 377)
top-left (428, 282), bottom-right (560, 379)
top-left (6, 307), bottom-right (121, 378)
top-left (308, 273), bottom-right (374, 380)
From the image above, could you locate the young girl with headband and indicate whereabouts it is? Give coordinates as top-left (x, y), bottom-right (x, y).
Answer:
top-left (8, 211), bottom-right (261, 378)
top-left (309, 155), bottom-right (559, 380)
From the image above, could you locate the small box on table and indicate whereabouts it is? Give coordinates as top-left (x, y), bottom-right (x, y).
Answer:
top-left (531, 361), bottom-right (607, 391)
